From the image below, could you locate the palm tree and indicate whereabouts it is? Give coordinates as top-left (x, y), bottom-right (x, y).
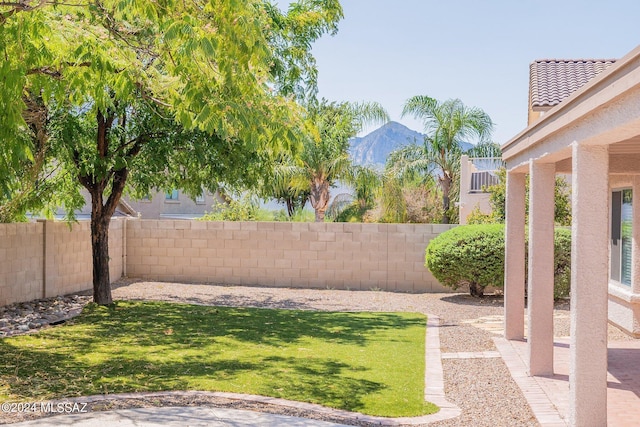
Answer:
top-left (395, 96), bottom-right (493, 224)
top-left (326, 164), bottom-right (383, 221)
top-left (302, 100), bottom-right (389, 222)
top-left (263, 154), bottom-right (310, 217)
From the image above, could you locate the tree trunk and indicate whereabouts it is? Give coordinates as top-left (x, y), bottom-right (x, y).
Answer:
top-left (91, 212), bottom-right (113, 305)
top-left (76, 109), bottom-right (140, 305)
top-left (469, 282), bottom-right (485, 298)
top-left (440, 176), bottom-right (452, 224)
top-left (86, 168), bottom-right (128, 305)
top-left (286, 198), bottom-right (295, 217)
top-left (309, 177), bottom-right (330, 222)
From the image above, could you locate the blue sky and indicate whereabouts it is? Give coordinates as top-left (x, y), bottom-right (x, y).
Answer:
top-left (277, 0), bottom-right (640, 144)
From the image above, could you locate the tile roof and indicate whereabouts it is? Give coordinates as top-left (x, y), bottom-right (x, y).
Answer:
top-left (529, 59), bottom-right (617, 109)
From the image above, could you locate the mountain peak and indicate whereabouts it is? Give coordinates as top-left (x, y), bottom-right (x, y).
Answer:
top-left (349, 122), bottom-right (423, 166)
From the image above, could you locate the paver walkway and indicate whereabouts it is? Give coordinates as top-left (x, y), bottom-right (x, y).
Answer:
top-left (6, 406), bottom-right (352, 427)
top-left (495, 336), bottom-right (640, 426)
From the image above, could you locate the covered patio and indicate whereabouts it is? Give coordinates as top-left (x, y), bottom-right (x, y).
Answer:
top-left (496, 332), bottom-right (640, 426)
top-left (502, 45), bottom-right (640, 426)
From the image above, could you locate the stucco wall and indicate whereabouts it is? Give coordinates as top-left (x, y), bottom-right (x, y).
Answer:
top-left (124, 190), bottom-right (223, 219)
top-left (126, 220), bottom-right (454, 292)
top-left (459, 155), bottom-right (495, 224)
top-left (0, 220), bottom-right (124, 305)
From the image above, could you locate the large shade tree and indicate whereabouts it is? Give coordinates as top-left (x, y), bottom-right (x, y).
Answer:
top-left (391, 96), bottom-right (494, 224)
top-left (0, 0), bottom-right (343, 304)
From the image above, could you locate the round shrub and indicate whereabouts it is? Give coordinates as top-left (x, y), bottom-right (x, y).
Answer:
top-left (425, 224), bottom-right (505, 297)
top-left (426, 224), bottom-right (572, 298)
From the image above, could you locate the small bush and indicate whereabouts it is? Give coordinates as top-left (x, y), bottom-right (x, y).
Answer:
top-left (200, 197), bottom-right (274, 221)
top-left (426, 224), bottom-right (572, 298)
top-left (465, 205), bottom-right (498, 224)
top-left (426, 224), bottom-right (505, 297)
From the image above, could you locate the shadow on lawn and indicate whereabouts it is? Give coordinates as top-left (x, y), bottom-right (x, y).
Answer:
top-left (76, 302), bottom-right (420, 347)
top-left (0, 302), bottom-right (419, 412)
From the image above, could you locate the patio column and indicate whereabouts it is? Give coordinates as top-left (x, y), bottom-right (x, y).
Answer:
top-left (570, 143), bottom-right (609, 427)
top-left (505, 171), bottom-right (526, 340)
top-left (527, 161), bottom-right (555, 376)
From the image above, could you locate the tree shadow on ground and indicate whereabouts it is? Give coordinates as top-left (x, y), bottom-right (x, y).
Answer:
top-left (440, 294), bottom-right (504, 307)
top-left (0, 302), bottom-right (419, 413)
top-left (67, 302), bottom-right (422, 347)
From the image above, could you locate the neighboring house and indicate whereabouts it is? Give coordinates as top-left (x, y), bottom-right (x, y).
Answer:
top-left (458, 155), bottom-right (502, 224)
top-left (60, 189), bottom-right (222, 220)
top-left (502, 50), bottom-right (640, 426)
top-left (53, 190), bottom-right (137, 220)
top-left (124, 190), bottom-right (222, 219)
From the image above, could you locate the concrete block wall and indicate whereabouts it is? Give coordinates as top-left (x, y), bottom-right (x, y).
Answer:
top-left (48, 220), bottom-right (125, 297)
top-left (126, 220), bottom-right (454, 292)
top-left (0, 220), bottom-right (125, 305)
top-left (0, 223), bottom-right (44, 305)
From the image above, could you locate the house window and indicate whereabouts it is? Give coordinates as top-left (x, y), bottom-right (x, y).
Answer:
top-left (611, 189), bottom-right (632, 286)
top-left (165, 189), bottom-right (179, 201)
top-left (470, 171), bottom-right (499, 193)
top-left (195, 193), bottom-right (205, 204)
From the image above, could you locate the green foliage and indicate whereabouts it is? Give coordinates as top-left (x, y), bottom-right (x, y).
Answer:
top-left (426, 224), bottom-right (572, 298)
top-left (0, 0), bottom-right (343, 222)
top-left (0, 1), bottom-right (343, 303)
top-left (273, 207), bottom-right (315, 222)
top-left (553, 178), bottom-right (572, 226)
top-left (466, 205), bottom-right (497, 225)
top-left (258, 154), bottom-right (309, 217)
top-left (334, 204), bottom-right (367, 222)
top-left (0, 301), bottom-right (438, 417)
top-left (200, 197), bottom-right (274, 222)
top-left (465, 141), bottom-right (502, 158)
top-left (482, 168), bottom-right (572, 226)
top-left (263, 0), bottom-right (343, 101)
top-left (426, 224), bottom-right (505, 297)
top-left (379, 175), bottom-right (408, 223)
top-left (326, 165), bottom-right (382, 222)
top-left (551, 228), bottom-right (572, 299)
top-left (391, 96), bottom-right (494, 224)
top-left (301, 99), bottom-right (388, 222)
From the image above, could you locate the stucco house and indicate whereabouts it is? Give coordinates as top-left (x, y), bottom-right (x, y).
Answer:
top-left (458, 154), bottom-right (502, 224)
top-left (502, 49), bottom-right (640, 426)
top-left (58, 189), bottom-right (221, 220)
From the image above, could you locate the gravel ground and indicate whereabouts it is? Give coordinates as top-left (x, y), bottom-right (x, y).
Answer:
top-left (1, 279), bottom-right (636, 426)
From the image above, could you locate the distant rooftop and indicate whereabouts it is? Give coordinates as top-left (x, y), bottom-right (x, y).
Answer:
top-left (529, 59), bottom-right (617, 110)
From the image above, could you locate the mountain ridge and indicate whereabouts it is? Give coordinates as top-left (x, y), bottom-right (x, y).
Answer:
top-left (349, 121), bottom-right (423, 167)
top-left (349, 121), bottom-right (475, 167)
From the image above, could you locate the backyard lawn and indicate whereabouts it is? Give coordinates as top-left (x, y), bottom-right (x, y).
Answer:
top-left (0, 302), bottom-right (438, 417)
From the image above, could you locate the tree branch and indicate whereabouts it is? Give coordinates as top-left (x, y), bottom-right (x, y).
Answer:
top-left (26, 62), bottom-right (92, 79)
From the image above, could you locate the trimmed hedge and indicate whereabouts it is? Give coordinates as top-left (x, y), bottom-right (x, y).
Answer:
top-left (425, 224), bottom-right (571, 298)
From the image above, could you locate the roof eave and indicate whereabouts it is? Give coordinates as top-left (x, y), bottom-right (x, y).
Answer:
top-left (502, 45), bottom-right (640, 161)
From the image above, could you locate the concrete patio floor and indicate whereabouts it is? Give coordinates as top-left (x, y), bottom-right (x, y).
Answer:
top-left (495, 336), bottom-right (640, 426)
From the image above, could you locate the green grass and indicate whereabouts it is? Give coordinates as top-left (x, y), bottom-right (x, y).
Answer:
top-left (0, 302), bottom-right (438, 417)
